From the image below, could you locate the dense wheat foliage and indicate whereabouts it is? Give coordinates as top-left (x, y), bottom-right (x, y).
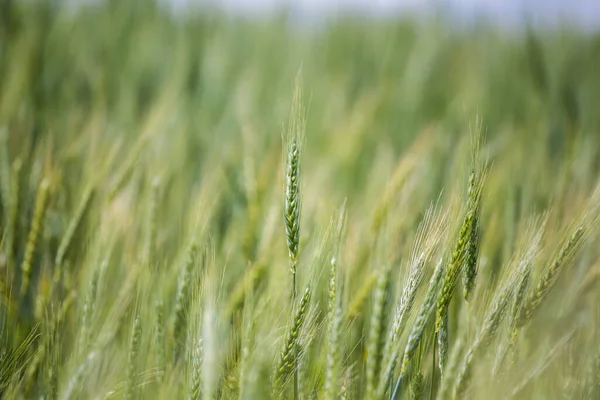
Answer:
top-left (1, 1), bottom-right (600, 399)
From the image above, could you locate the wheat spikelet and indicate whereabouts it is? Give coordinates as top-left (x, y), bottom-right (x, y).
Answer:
top-left (437, 312), bottom-right (449, 374)
top-left (189, 338), bottom-right (203, 400)
top-left (283, 74), bottom-right (305, 280)
top-left (450, 263), bottom-right (520, 399)
top-left (142, 177), bottom-right (160, 266)
top-left (391, 259), bottom-right (444, 400)
top-left (155, 299), bottom-right (166, 380)
top-left (365, 264), bottom-right (391, 400)
top-left (274, 285), bottom-right (311, 392)
top-left (462, 201), bottom-right (480, 302)
top-left (126, 313), bottom-right (142, 400)
top-left (378, 205), bottom-right (448, 398)
top-left (438, 337), bottom-right (465, 399)
top-left (20, 178), bottom-right (50, 299)
top-left (411, 371), bottom-right (424, 400)
top-left (78, 261), bottom-right (103, 353)
top-left (435, 181), bottom-right (476, 332)
top-left (173, 241), bottom-right (198, 362)
top-left (324, 257), bottom-right (343, 400)
top-left (282, 73), bottom-right (307, 400)
top-left (6, 159), bottom-right (21, 273)
top-left (523, 225), bottom-right (584, 323)
top-left (509, 263), bottom-right (530, 346)
top-left (0, 127), bottom-right (9, 221)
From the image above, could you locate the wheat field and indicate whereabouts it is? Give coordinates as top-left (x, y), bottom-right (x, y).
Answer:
top-left (1, 1), bottom-right (600, 399)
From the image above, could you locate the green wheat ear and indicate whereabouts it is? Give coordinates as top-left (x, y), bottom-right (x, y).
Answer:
top-left (392, 258), bottom-right (444, 400)
top-left (20, 178), bottom-right (51, 300)
top-left (0, 127), bottom-right (10, 220)
top-left (173, 241), bottom-right (198, 362)
top-left (282, 72), bottom-right (307, 400)
top-left (155, 299), bottom-right (166, 380)
top-left (522, 225), bottom-right (584, 323)
top-left (365, 264), bottom-right (391, 400)
top-left (284, 135), bottom-right (300, 275)
top-left (324, 258), bottom-right (343, 400)
top-left (283, 73), bottom-right (306, 281)
top-left (274, 285), bottom-right (311, 391)
top-left (6, 158), bottom-right (21, 273)
top-left (462, 123), bottom-right (486, 302)
top-left (437, 163), bottom-right (486, 332)
top-left (189, 337), bottom-right (203, 400)
top-left (462, 186), bottom-right (481, 302)
top-left (126, 313), bottom-right (142, 400)
top-left (411, 371), bottom-right (424, 400)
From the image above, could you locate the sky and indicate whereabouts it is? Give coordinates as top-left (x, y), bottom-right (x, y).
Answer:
top-left (168, 0), bottom-right (600, 29)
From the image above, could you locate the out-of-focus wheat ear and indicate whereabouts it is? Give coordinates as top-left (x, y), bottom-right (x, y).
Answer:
top-left (391, 256), bottom-right (425, 343)
top-left (438, 337), bottom-right (465, 399)
top-left (378, 258), bottom-right (425, 399)
top-left (522, 225), bottom-right (584, 323)
top-left (509, 263), bottom-right (531, 346)
top-left (173, 241), bottom-right (198, 363)
top-left (24, 292), bottom-right (76, 394)
top-left (325, 302), bottom-right (343, 400)
top-left (594, 349), bottom-right (600, 399)
top-left (61, 351), bottom-right (98, 400)
top-left (273, 285), bottom-right (311, 392)
top-left (437, 312), bottom-right (449, 374)
top-left (324, 257), bottom-right (343, 400)
top-left (365, 264), bottom-right (391, 400)
top-left (55, 184), bottom-right (95, 269)
top-left (189, 338), bottom-right (203, 400)
top-left (155, 299), bottom-right (166, 381)
top-left (78, 261), bottom-right (103, 354)
top-left (45, 328), bottom-right (59, 400)
top-left (370, 132), bottom-right (430, 234)
top-left (380, 206), bottom-right (447, 398)
top-left (392, 259), bottom-right (444, 400)
top-left (583, 346), bottom-right (600, 399)
top-left (382, 259), bottom-right (427, 393)
top-left (20, 178), bottom-right (51, 301)
top-left (348, 269), bottom-right (379, 318)
top-left (451, 346), bottom-right (474, 400)
top-left (202, 296), bottom-right (218, 400)
top-left (107, 135), bottom-right (149, 201)
top-left (126, 313), bottom-right (142, 400)
top-left (238, 297), bottom-right (257, 400)
top-left (451, 270), bottom-right (515, 399)
top-left (0, 127), bottom-right (10, 221)
top-left (225, 262), bottom-right (266, 318)
top-left (507, 327), bottom-right (578, 399)
top-left (142, 177), bottom-right (160, 267)
top-left (339, 366), bottom-right (353, 400)
top-left (411, 371), bottom-right (424, 400)
top-left (6, 159), bottom-right (21, 274)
